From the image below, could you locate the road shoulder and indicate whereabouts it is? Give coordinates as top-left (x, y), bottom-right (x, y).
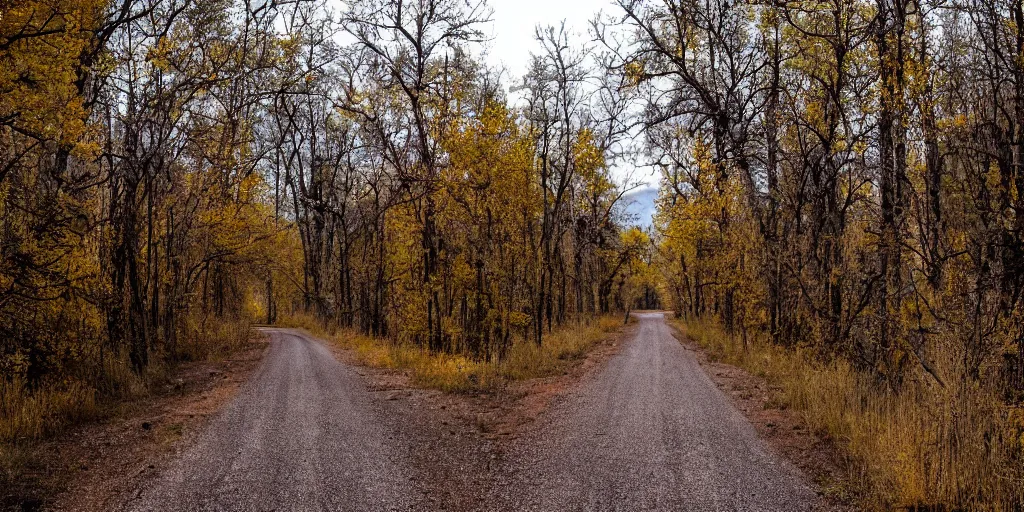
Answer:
top-left (666, 322), bottom-right (857, 512)
top-left (9, 338), bottom-right (268, 512)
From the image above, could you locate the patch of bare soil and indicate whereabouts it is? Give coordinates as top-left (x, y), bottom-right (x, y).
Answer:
top-left (668, 330), bottom-right (858, 512)
top-left (490, 328), bottom-right (631, 437)
top-left (321, 322), bottom-right (636, 511)
top-left (327, 321), bottom-right (636, 441)
top-left (5, 338), bottom-right (268, 512)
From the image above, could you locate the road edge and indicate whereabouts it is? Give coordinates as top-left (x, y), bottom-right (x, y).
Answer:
top-left (18, 335), bottom-right (270, 512)
top-left (664, 319), bottom-right (857, 512)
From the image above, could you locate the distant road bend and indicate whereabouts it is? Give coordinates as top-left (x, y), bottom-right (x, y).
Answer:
top-left (494, 312), bottom-right (819, 511)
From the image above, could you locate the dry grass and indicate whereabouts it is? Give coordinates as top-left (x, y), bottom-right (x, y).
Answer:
top-left (677, 317), bottom-right (1024, 510)
top-left (176, 315), bottom-right (255, 362)
top-left (278, 314), bottom-right (501, 393)
top-left (0, 377), bottom-right (100, 499)
top-left (0, 378), bottom-right (98, 445)
top-left (500, 316), bottom-right (624, 381)
top-left (0, 351), bottom-right (148, 449)
top-left (0, 314), bottom-right (256, 497)
top-left (279, 313), bottom-right (626, 393)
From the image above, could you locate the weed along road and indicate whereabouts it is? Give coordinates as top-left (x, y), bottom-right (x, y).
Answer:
top-left (492, 312), bottom-right (819, 511)
top-left (120, 328), bottom-right (414, 512)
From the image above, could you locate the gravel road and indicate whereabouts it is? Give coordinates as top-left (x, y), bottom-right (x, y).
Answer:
top-left (492, 312), bottom-right (819, 512)
top-left (120, 328), bottom-right (413, 512)
top-left (117, 315), bottom-right (819, 512)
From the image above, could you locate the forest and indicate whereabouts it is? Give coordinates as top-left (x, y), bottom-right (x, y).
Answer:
top-left (0, 0), bottom-right (651, 445)
top-left (630, 0), bottom-right (1024, 507)
top-left (3, 0), bottom-right (1024, 509)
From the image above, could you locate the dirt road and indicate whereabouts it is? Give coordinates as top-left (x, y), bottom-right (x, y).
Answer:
top-left (491, 312), bottom-right (819, 511)
top-left (116, 315), bottom-right (818, 512)
top-left (119, 329), bottom-right (414, 512)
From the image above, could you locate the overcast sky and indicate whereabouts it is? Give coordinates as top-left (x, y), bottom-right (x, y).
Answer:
top-left (483, 0), bottom-right (603, 78)
top-left (480, 0), bottom-right (658, 226)
top-left (329, 0), bottom-right (659, 225)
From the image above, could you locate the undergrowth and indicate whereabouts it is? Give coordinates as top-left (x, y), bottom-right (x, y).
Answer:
top-left (675, 317), bottom-right (1024, 511)
top-left (279, 313), bottom-right (627, 393)
top-left (0, 314), bottom-right (256, 499)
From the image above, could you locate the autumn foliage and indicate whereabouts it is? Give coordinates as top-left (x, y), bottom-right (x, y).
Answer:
top-left (270, 1), bottom-right (644, 359)
top-left (10, 0), bottom-right (1024, 509)
top-left (0, 0), bottom-right (645, 462)
top-left (608, 0), bottom-right (1024, 507)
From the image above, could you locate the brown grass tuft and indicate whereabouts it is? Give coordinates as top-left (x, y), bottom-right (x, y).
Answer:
top-left (677, 317), bottom-right (1024, 510)
top-left (279, 313), bottom-right (624, 393)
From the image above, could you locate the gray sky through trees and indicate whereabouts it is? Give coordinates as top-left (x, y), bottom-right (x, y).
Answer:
top-left (327, 0), bottom-right (657, 226)
top-left (485, 0), bottom-right (657, 226)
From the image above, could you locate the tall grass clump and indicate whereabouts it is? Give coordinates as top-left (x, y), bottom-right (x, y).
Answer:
top-left (1, 310), bottom-right (258, 494)
top-left (280, 313), bottom-right (626, 392)
top-left (500, 316), bottom-right (622, 380)
top-left (176, 314), bottom-right (255, 362)
top-left (0, 378), bottom-right (97, 445)
top-left (678, 317), bottom-right (1024, 510)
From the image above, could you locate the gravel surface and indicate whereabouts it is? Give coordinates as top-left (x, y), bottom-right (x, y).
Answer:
top-left (114, 315), bottom-right (820, 512)
top-left (491, 312), bottom-right (820, 512)
top-left (119, 329), bottom-right (413, 512)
